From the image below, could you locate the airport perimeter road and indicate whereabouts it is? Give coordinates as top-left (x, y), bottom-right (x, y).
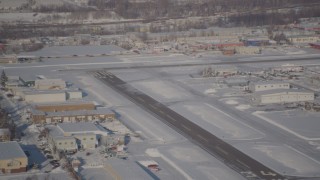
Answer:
top-left (92, 70), bottom-right (288, 180)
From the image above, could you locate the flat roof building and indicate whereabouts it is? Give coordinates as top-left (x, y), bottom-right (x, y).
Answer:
top-left (249, 81), bottom-right (290, 92)
top-left (0, 141), bottom-right (28, 173)
top-left (31, 108), bottom-right (115, 124)
top-left (253, 89), bottom-right (314, 105)
top-left (34, 79), bottom-right (66, 90)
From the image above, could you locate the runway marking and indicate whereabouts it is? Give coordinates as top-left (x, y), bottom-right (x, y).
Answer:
top-left (158, 110), bottom-right (165, 114)
top-left (181, 124), bottom-right (191, 131)
top-left (136, 97), bottom-right (145, 103)
top-left (149, 104), bottom-right (158, 110)
top-left (216, 146), bottom-right (228, 155)
top-left (197, 134), bottom-right (208, 142)
top-left (240, 171), bottom-right (258, 178)
top-left (167, 115), bottom-right (176, 122)
top-left (237, 160), bottom-right (250, 169)
top-left (260, 171), bottom-right (277, 177)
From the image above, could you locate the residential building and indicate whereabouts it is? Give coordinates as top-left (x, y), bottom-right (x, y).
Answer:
top-left (253, 89), bottom-right (314, 104)
top-left (0, 141), bottom-right (28, 173)
top-left (249, 81), bottom-right (290, 92)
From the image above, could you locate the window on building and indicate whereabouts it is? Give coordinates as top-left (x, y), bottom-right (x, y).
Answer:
top-left (65, 142), bottom-right (67, 145)
top-left (71, 142), bottom-right (74, 144)
top-left (90, 138), bottom-right (94, 140)
top-left (59, 142), bottom-right (62, 145)
top-left (83, 138), bottom-right (86, 140)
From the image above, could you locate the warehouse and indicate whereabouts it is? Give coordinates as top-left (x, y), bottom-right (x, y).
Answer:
top-left (249, 81), bottom-right (290, 92)
top-left (34, 79), bottom-right (66, 90)
top-left (23, 90), bottom-right (66, 103)
top-left (0, 141), bottom-right (28, 173)
top-left (33, 101), bottom-right (95, 112)
top-left (66, 89), bottom-right (82, 100)
top-left (253, 89), bottom-right (314, 104)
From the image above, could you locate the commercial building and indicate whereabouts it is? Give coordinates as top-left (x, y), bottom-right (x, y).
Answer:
top-left (0, 141), bottom-right (28, 173)
top-left (288, 35), bottom-right (319, 44)
top-left (249, 81), bottom-right (290, 92)
top-left (48, 122), bottom-right (108, 153)
top-left (23, 90), bottom-right (66, 103)
top-left (66, 90), bottom-right (82, 100)
top-left (73, 133), bottom-right (96, 149)
top-left (15, 88), bottom-right (82, 103)
top-left (253, 89), bottom-right (314, 104)
top-left (33, 101), bottom-right (95, 112)
top-left (235, 46), bottom-right (261, 55)
top-left (31, 108), bottom-right (115, 124)
top-left (49, 136), bottom-right (77, 154)
top-left (34, 79), bottom-right (66, 90)
top-left (0, 56), bottom-right (17, 64)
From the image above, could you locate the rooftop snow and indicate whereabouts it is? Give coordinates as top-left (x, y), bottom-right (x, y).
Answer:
top-left (57, 122), bottom-right (100, 133)
top-left (0, 141), bottom-right (27, 160)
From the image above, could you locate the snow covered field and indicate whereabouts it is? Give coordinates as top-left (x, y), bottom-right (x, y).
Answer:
top-left (236, 143), bottom-right (320, 177)
top-left (130, 79), bottom-right (195, 102)
top-left (253, 110), bottom-right (320, 140)
top-left (170, 101), bottom-right (264, 140)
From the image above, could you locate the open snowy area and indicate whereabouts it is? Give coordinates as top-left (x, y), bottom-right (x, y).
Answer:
top-left (236, 143), bottom-right (320, 177)
top-left (253, 110), bottom-right (320, 140)
top-left (170, 101), bottom-right (264, 140)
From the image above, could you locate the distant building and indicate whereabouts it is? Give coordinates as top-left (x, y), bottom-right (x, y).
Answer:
top-left (288, 35), bottom-right (319, 44)
top-left (0, 141), bottom-right (28, 173)
top-left (253, 89), bottom-right (314, 104)
top-left (0, 56), bottom-right (17, 64)
top-left (34, 79), bottom-right (66, 90)
top-left (235, 46), bottom-right (261, 55)
top-left (249, 81), bottom-right (290, 92)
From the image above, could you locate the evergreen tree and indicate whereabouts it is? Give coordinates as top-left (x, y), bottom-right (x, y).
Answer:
top-left (1, 70), bottom-right (8, 87)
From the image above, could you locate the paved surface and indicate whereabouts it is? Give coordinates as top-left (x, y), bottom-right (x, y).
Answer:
top-left (92, 70), bottom-right (289, 180)
top-left (58, 55), bottom-right (320, 72)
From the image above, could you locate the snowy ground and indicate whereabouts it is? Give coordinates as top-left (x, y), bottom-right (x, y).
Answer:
top-left (235, 142), bottom-right (320, 177)
top-left (253, 110), bottom-right (320, 140)
top-left (130, 79), bottom-right (196, 103)
top-left (170, 101), bottom-right (264, 140)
